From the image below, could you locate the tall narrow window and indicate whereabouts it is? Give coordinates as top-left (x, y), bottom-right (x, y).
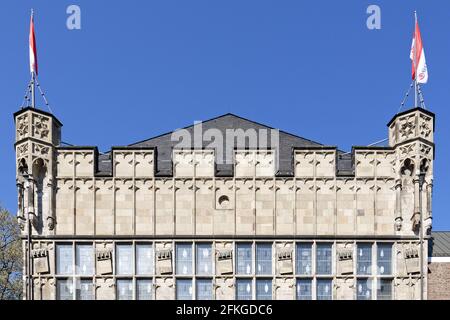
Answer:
top-left (56, 244), bottom-right (73, 275)
top-left (377, 243), bottom-right (392, 275)
top-left (116, 244), bottom-right (133, 275)
top-left (357, 279), bottom-right (372, 300)
top-left (236, 279), bottom-right (252, 300)
top-left (236, 243), bottom-right (252, 275)
top-left (316, 279), bottom-right (332, 300)
top-left (256, 243), bottom-right (272, 275)
top-left (316, 243), bottom-right (332, 275)
top-left (116, 279), bottom-right (133, 300)
top-left (196, 279), bottom-right (213, 300)
top-left (377, 279), bottom-right (392, 300)
top-left (176, 243), bottom-right (193, 275)
top-left (357, 243), bottom-right (372, 275)
top-left (176, 279), bottom-right (193, 300)
top-left (296, 279), bottom-right (312, 300)
top-left (57, 279), bottom-right (73, 300)
top-left (76, 279), bottom-right (93, 300)
top-left (196, 243), bottom-right (212, 276)
top-left (296, 243), bottom-right (312, 275)
top-left (136, 244), bottom-right (153, 275)
top-left (256, 279), bottom-right (272, 300)
top-left (136, 279), bottom-right (152, 300)
top-left (76, 244), bottom-right (94, 275)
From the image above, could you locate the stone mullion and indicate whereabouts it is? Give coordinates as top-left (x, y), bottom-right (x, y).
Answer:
top-left (313, 152), bottom-right (317, 236)
top-left (72, 151), bottom-right (76, 236)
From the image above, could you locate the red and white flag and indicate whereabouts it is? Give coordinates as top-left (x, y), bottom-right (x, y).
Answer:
top-left (410, 17), bottom-right (427, 84)
top-left (29, 11), bottom-right (38, 76)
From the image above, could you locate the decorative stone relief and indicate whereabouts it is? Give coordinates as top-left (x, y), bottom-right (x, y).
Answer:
top-left (32, 142), bottom-right (50, 158)
top-left (32, 248), bottom-right (50, 274)
top-left (17, 114), bottom-right (29, 139)
top-left (17, 143), bottom-right (29, 158)
top-left (419, 115), bottom-right (432, 139)
top-left (32, 114), bottom-right (50, 139)
top-left (399, 116), bottom-right (416, 140)
top-left (96, 278), bottom-right (115, 300)
top-left (419, 143), bottom-right (432, 159)
top-left (274, 278), bottom-right (295, 300)
top-left (215, 278), bottom-right (234, 300)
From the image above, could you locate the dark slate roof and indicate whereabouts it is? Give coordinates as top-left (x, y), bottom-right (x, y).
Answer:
top-left (429, 231), bottom-right (450, 258)
top-left (96, 113), bottom-right (354, 176)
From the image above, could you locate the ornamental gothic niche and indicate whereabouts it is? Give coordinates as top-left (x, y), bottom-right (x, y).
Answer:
top-left (14, 107), bottom-right (435, 300)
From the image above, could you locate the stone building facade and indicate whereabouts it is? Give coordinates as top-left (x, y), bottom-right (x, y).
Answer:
top-left (14, 106), bottom-right (436, 300)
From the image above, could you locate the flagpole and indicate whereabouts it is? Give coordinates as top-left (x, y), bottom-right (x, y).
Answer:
top-left (30, 9), bottom-right (36, 108)
top-left (414, 11), bottom-right (418, 108)
top-left (31, 72), bottom-right (35, 108)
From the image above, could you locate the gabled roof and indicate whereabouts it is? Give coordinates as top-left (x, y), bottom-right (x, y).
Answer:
top-left (97, 113), bottom-right (352, 176)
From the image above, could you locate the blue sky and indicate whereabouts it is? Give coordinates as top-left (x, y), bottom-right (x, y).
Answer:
top-left (1, 1), bottom-right (449, 229)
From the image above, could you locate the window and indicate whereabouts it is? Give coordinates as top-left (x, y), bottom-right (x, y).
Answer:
top-left (116, 279), bottom-right (133, 300)
top-left (136, 244), bottom-right (153, 275)
top-left (196, 243), bottom-right (212, 276)
top-left (196, 279), bottom-right (213, 300)
top-left (136, 279), bottom-right (152, 300)
top-left (296, 279), bottom-right (312, 300)
top-left (236, 243), bottom-right (252, 275)
top-left (357, 279), bottom-right (372, 300)
top-left (76, 279), bottom-right (93, 300)
top-left (256, 243), bottom-right (272, 275)
top-left (256, 279), bottom-right (272, 300)
top-left (377, 279), bottom-right (392, 300)
top-left (316, 279), bottom-right (332, 300)
top-left (76, 244), bottom-right (94, 275)
top-left (377, 243), bottom-right (392, 275)
top-left (296, 243), bottom-right (312, 275)
top-left (176, 279), bottom-right (193, 300)
top-left (357, 243), bottom-right (372, 275)
top-left (56, 244), bottom-right (73, 275)
top-left (176, 243), bottom-right (193, 275)
top-left (316, 243), bottom-right (332, 275)
top-left (57, 279), bottom-right (73, 300)
top-left (236, 279), bottom-right (252, 300)
top-left (116, 244), bottom-right (133, 275)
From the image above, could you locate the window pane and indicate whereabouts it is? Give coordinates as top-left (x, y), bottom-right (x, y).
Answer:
top-left (196, 243), bottom-right (212, 276)
top-left (316, 279), bottom-right (332, 300)
top-left (196, 279), bottom-right (213, 300)
top-left (116, 279), bottom-right (133, 300)
top-left (236, 279), bottom-right (252, 300)
top-left (377, 279), bottom-right (392, 300)
top-left (296, 279), bottom-right (312, 300)
top-left (76, 244), bottom-right (94, 275)
top-left (57, 279), bottom-right (73, 300)
top-left (256, 279), bottom-right (272, 300)
top-left (357, 243), bottom-right (372, 275)
top-left (357, 279), bottom-right (372, 300)
top-left (377, 243), bottom-right (392, 275)
top-left (137, 279), bottom-right (152, 300)
top-left (176, 279), bottom-right (193, 300)
top-left (136, 244), bottom-right (153, 275)
top-left (236, 243), bottom-right (252, 275)
top-left (316, 243), bottom-right (332, 275)
top-left (176, 243), bottom-right (193, 275)
top-left (56, 244), bottom-right (73, 275)
top-left (76, 279), bottom-right (93, 300)
top-left (296, 243), bottom-right (312, 275)
top-left (116, 244), bottom-right (133, 275)
top-left (256, 244), bottom-right (272, 275)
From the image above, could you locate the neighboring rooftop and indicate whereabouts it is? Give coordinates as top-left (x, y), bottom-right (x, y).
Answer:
top-left (429, 231), bottom-right (450, 258)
